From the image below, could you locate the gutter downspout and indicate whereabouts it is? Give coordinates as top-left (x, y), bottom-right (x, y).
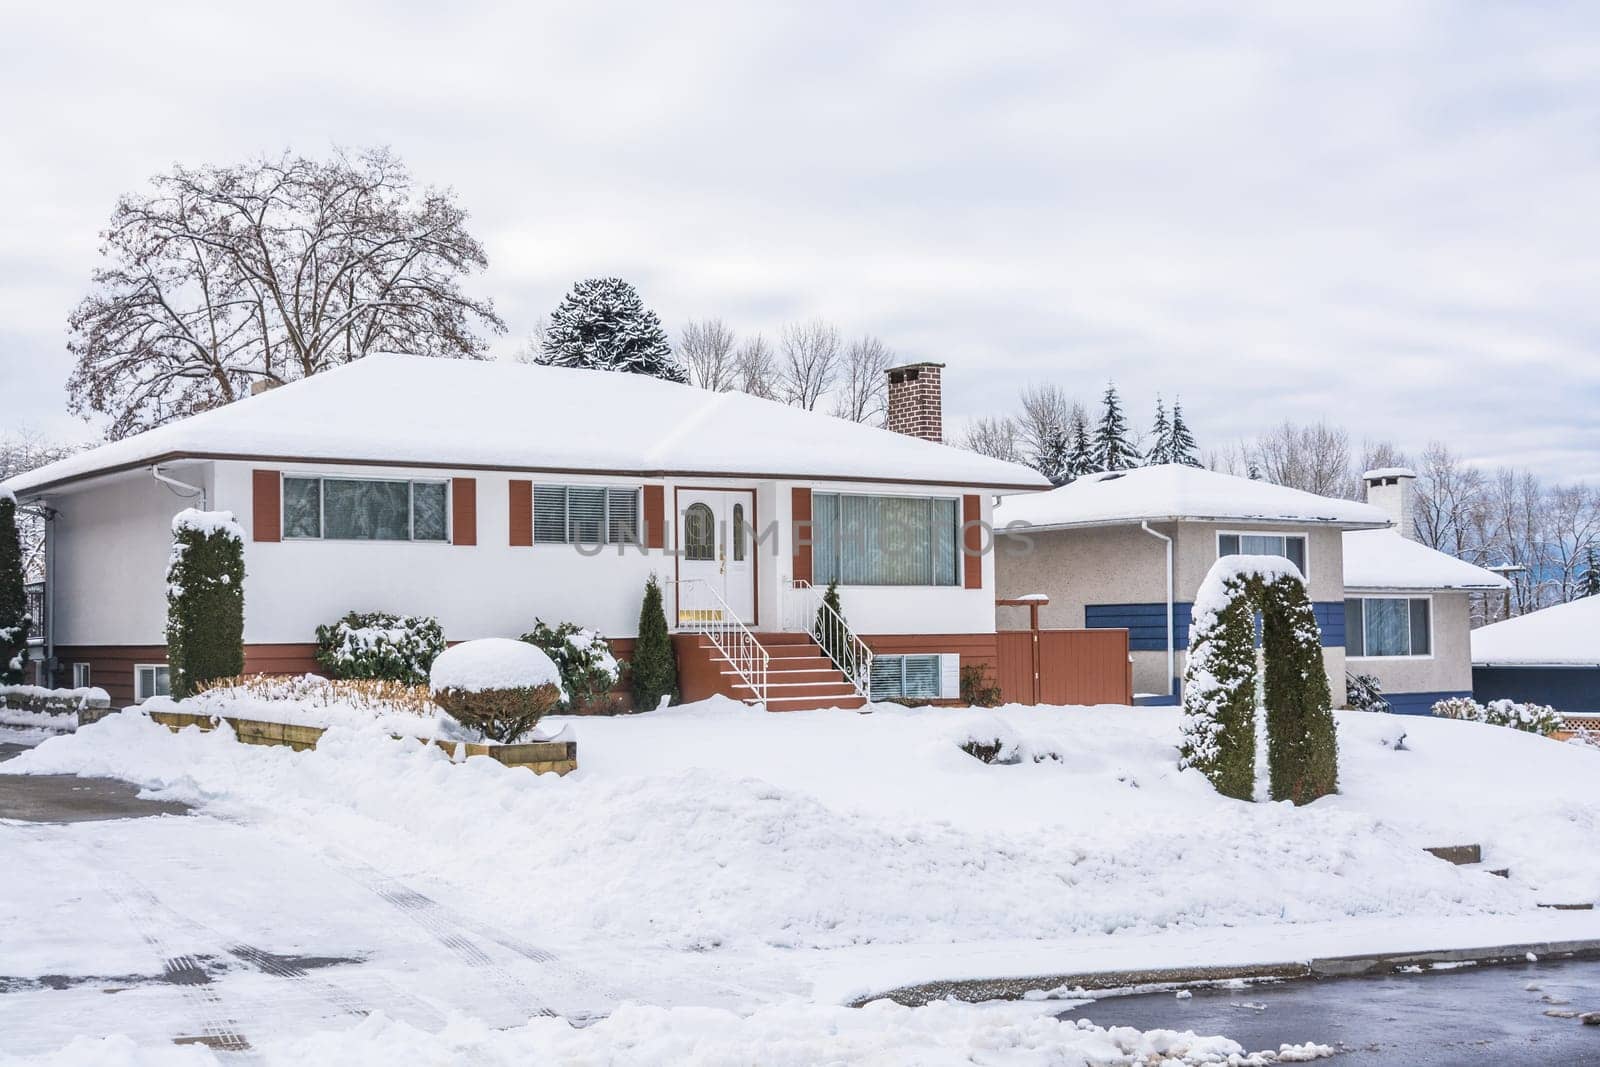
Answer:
top-left (151, 466), bottom-right (207, 510)
top-left (1140, 521), bottom-right (1175, 699)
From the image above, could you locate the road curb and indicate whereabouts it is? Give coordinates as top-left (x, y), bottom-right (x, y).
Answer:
top-left (852, 938), bottom-right (1600, 1007)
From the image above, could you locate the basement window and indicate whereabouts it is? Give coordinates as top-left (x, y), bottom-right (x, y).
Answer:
top-left (869, 655), bottom-right (943, 700)
top-left (134, 664), bottom-right (170, 703)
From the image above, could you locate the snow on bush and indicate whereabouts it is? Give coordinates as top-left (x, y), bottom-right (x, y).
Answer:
top-left (1180, 556), bottom-right (1337, 804)
top-left (1345, 672), bottom-right (1390, 713)
top-left (520, 619), bottom-right (620, 712)
top-left (0, 488), bottom-right (31, 684)
top-left (315, 611), bottom-right (445, 685)
top-left (429, 638), bottom-right (564, 743)
top-left (146, 673), bottom-right (472, 741)
top-left (1432, 696), bottom-right (1563, 736)
top-left (165, 508), bottom-right (245, 698)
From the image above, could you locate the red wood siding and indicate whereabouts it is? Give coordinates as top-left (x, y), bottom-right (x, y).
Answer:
top-left (995, 631), bottom-right (1037, 705)
top-left (252, 470), bottom-right (281, 542)
top-left (54, 643), bottom-right (322, 708)
top-left (643, 484), bottom-right (665, 550)
top-left (792, 487), bottom-right (813, 584)
top-left (962, 493), bottom-right (982, 589)
top-left (451, 477), bottom-right (476, 545)
top-left (1036, 629), bottom-right (1131, 705)
top-left (509, 479), bottom-right (532, 546)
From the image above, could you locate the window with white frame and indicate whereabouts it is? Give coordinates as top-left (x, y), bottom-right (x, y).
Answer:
top-left (532, 485), bottom-right (640, 545)
top-left (134, 664), bottom-right (170, 702)
top-left (72, 663), bottom-right (91, 689)
top-left (1218, 532), bottom-right (1308, 576)
top-left (283, 476), bottom-right (449, 541)
top-left (1346, 596), bottom-right (1432, 658)
top-left (869, 654), bottom-right (944, 700)
top-left (812, 493), bottom-right (960, 586)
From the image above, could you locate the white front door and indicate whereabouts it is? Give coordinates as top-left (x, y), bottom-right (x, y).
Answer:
top-left (677, 489), bottom-right (756, 626)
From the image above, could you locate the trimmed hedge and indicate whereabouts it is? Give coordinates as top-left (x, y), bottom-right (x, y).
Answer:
top-left (165, 510), bottom-right (246, 700)
top-left (1179, 557), bottom-right (1338, 805)
top-left (432, 683), bottom-right (563, 743)
top-left (631, 575), bottom-right (677, 710)
top-left (0, 493), bottom-right (27, 685)
top-left (315, 611), bottom-right (445, 685)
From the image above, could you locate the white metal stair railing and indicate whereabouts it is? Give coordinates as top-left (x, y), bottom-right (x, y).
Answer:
top-left (788, 580), bottom-right (874, 703)
top-left (671, 578), bottom-right (770, 707)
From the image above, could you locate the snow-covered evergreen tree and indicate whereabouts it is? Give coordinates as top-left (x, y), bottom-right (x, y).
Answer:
top-left (1093, 382), bottom-right (1140, 472)
top-left (1063, 407), bottom-right (1097, 481)
top-left (538, 277), bottom-right (686, 383)
top-left (1582, 545), bottom-right (1600, 598)
top-left (1145, 397), bottom-right (1172, 465)
top-left (1169, 399), bottom-right (1201, 467)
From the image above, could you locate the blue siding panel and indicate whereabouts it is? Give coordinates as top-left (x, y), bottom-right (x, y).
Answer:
top-left (1312, 602), bottom-right (1346, 648)
top-left (1474, 666), bottom-right (1600, 715)
top-left (1086, 603), bottom-right (1193, 651)
top-left (1384, 690), bottom-right (1469, 716)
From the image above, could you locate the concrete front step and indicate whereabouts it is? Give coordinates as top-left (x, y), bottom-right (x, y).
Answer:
top-left (724, 667), bottom-right (843, 684)
top-left (760, 693), bottom-right (867, 711)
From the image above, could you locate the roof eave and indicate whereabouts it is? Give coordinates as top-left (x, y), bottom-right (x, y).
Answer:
top-left (997, 514), bottom-right (1392, 535)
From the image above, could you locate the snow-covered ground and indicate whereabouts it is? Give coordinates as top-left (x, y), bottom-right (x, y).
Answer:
top-left (2, 698), bottom-right (1597, 1063)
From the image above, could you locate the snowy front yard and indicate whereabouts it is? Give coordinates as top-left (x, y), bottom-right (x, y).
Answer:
top-left (3, 699), bottom-right (1598, 1063)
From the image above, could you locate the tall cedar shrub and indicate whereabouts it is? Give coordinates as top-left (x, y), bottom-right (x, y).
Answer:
top-left (165, 510), bottom-right (245, 699)
top-left (632, 575), bottom-right (677, 709)
top-left (813, 580), bottom-right (856, 676)
top-left (1179, 560), bottom-right (1338, 805)
top-left (0, 493), bottom-right (28, 684)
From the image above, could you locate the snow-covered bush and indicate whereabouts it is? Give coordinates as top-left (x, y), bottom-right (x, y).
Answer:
top-left (165, 509), bottom-right (245, 699)
top-left (1345, 672), bottom-right (1390, 713)
top-left (1179, 555), bottom-right (1337, 804)
top-left (0, 489), bottom-right (30, 685)
top-left (429, 638), bottom-right (564, 743)
top-left (315, 611), bottom-right (445, 685)
top-left (520, 619), bottom-right (620, 713)
top-left (1431, 696), bottom-right (1563, 737)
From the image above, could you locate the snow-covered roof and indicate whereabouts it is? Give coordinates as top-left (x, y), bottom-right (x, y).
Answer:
top-left (2, 354), bottom-right (1048, 495)
top-left (1341, 530), bottom-right (1510, 592)
top-left (993, 465), bottom-right (1391, 531)
top-left (1362, 467), bottom-right (1416, 480)
top-left (1471, 596), bottom-right (1600, 667)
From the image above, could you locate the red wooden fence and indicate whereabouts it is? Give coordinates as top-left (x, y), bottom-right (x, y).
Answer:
top-left (996, 628), bottom-right (1133, 707)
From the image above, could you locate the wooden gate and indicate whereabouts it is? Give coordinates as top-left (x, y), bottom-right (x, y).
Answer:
top-left (996, 628), bottom-right (1132, 706)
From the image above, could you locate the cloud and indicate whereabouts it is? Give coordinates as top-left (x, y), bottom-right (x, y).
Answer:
top-left (1, 1), bottom-right (1596, 479)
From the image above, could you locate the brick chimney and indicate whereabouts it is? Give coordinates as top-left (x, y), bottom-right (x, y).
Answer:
top-left (886, 362), bottom-right (945, 443)
top-left (1363, 467), bottom-right (1417, 538)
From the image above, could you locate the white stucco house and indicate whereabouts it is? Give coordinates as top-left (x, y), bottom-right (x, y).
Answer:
top-left (4, 355), bottom-right (1058, 710)
top-left (992, 464), bottom-right (1508, 713)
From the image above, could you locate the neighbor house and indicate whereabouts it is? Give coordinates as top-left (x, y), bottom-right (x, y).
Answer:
top-left (1342, 468), bottom-right (1509, 714)
top-left (993, 465), bottom-right (1390, 705)
top-left (4, 355), bottom-right (1059, 711)
top-left (1471, 595), bottom-right (1600, 715)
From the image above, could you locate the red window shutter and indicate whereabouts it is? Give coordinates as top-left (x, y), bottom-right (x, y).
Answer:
top-left (252, 470), bottom-right (281, 542)
top-left (508, 480), bottom-right (532, 547)
top-left (452, 478), bottom-right (477, 545)
top-left (962, 494), bottom-right (983, 589)
top-left (643, 484), bottom-right (665, 550)
top-left (791, 487), bottom-right (813, 584)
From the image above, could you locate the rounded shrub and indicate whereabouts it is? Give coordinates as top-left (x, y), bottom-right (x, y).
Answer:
top-left (429, 638), bottom-right (564, 743)
top-left (165, 509), bottom-right (246, 699)
top-left (316, 611), bottom-right (445, 684)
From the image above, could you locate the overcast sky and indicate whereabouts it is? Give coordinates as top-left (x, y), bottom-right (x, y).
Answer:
top-left (2, 2), bottom-right (1597, 481)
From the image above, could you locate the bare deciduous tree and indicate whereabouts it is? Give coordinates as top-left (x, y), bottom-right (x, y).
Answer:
top-left (733, 334), bottom-right (778, 399)
top-left (777, 319), bottom-right (841, 410)
top-left (1015, 384), bottom-right (1073, 482)
top-left (1250, 421), bottom-right (1352, 497)
top-left (68, 147), bottom-right (505, 439)
top-left (960, 416), bottom-right (1020, 463)
top-left (833, 335), bottom-right (893, 424)
top-left (0, 429), bottom-right (78, 579)
top-left (680, 318), bottom-right (739, 392)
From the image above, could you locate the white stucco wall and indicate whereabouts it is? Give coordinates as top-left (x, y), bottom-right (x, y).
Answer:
top-left (40, 461), bottom-right (999, 649)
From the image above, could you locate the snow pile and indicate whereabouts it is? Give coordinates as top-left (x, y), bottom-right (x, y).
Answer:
top-left (429, 639), bottom-right (563, 694)
top-left (1342, 529), bottom-right (1508, 592)
top-left (1471, 595), bottom-right (1600, 666)
top-left (0, 684), bottom-right (110, 709)
top-left (0, 485), bottom-right (13, 505)
top-left (9, 700), bottom-right (1546, 955)
top-left (0, 1002), bottom-right (1334, 1066)
top-left (170, 508), bottom-right (244, 541)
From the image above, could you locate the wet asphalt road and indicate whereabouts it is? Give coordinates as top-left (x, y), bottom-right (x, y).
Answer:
top-left (1068, 959), bottom-right (1600, 1065)
top-left (0, 741), bottom-right (191, 822)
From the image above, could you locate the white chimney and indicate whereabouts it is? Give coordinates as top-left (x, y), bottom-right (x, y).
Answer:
top-left (1364, 467), bottom-right (1417, 538)
top-left (885, 362), bottom-right (945, 443)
